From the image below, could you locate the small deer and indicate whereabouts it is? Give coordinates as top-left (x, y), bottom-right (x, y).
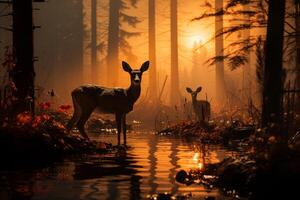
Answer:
top-left (186, 87), bottom-right (211, 122)
top-left (66, 61), bottom-right (150, 145)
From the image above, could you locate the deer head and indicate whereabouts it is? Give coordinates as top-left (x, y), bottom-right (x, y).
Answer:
top-left (122, 61), bottom-right (150, 86)
top-left (186, 86), bottom-right (202, 100)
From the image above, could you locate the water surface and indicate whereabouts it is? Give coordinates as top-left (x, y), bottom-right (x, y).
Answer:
top-left (0, 131), bottom-right (241, 200)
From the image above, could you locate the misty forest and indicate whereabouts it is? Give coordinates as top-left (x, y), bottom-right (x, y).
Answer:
top-left (0, 0), bottom-right (300, 200)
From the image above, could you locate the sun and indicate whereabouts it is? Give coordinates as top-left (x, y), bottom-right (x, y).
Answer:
top-left (185, 35), bottom-right (205, 49)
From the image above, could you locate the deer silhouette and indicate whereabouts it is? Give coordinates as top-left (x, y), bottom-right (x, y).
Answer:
top-left (186, 87), bottom-right (211, 122)
top-left (66, 61), bottom-right (150, 145)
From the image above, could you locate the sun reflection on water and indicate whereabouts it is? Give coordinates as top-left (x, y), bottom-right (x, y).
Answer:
top-left (192, 152), bottom-right (204, 170)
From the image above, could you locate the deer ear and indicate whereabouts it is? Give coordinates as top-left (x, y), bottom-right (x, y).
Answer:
top-left (186, 87), bottom-right (193, 93)
top-left (140, 61), bottom-right (150, 72)
top-left (196, 87), bottom-right (202, 93)
top-left (122, 61), bottom-right (132, 72)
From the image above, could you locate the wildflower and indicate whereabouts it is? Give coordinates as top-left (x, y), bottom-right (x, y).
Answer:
top-left (42, 114), bottom-right (51, 121)
top-left (16, 112), bottom-right (32, 125)
top-left (58, 104), bottom-right (72, 112)
top-left (39, 102), bottom-right (51, 109)
top-left (33, 116), bottom-right (42, 125)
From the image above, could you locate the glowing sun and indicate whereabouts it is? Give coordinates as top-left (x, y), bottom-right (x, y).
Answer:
top-left (185, 35), bottom-right (205, 49)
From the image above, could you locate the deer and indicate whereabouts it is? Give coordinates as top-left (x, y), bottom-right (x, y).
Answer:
top-left (186, 87), bottom-right (211, 122)
top-left (66, 61), bottom-right (150, 145)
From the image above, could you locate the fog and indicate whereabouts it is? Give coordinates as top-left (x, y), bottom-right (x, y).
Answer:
top-left (0, 0), bottom-right (266, 117)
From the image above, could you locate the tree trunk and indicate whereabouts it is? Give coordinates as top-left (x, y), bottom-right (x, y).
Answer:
top-left (170, 0), bottom-right (180, 105)
top-left (148, 0), bottom-right (157, 102)
top-left (295, 0), bottom-right (300, 113)
top-left (243, 3), bottom-right (251, 103)
top-left (215, 0), bottom-right (226, 104)
top-left (107, 0), bottom-right (121, 86)
top-left (66, 0), bottom-right (84, 95)
top-left (12, 0), bottom-right (35, 115)
top-left (261, 0), bottom-right (286, 128)
top-left (76, 0), bottom-right (84, 86)
top-left (91, 0), bottom-right (98, 84)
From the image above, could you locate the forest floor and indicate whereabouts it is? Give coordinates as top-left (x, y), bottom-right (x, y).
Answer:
top-left (0, 110), bottom-right (117, 168)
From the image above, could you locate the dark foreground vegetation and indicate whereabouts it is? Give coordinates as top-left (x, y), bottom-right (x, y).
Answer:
top-left (0, 107), bottom-right (117, 167)
top-left (157, 113), bottom-right (300, 199)
top-left (174, 135), bottom-right (300, 199)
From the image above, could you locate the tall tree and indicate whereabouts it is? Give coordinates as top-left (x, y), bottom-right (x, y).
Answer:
top-left (91, 0), bottom-right (98, 84)
top-left (255, 36), bottom-right (265, 108)
top-left (60, 0), bottom-right (84, 98)
top-left (262, 0), bottom-right (286, 128)
top-left (0, 4), bottom-right (11, 67)
top-left (295, 0), bottom-right (300, 113)
top-left (76, 0), bottom-right (84, 83)
top-left (215, 0), bottom-right (226, 103)
top-left (12, 0), bottom-right (35, 114)
top-left (107, 0), bottom-right (140, 86)
top-left (34, 0), bottom-right (84, 101)
top-left (107, 0), bottom-right (121, 86)
top-left (170, 0), bottom-right (180, 105)
top-left (242, 3), bottom-right (251, 102)
top-left (148, 0), bottom-right (157, 102)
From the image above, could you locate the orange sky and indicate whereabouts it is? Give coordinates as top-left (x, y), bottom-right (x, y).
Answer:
top-left (82, 0), bottom-right (262, 105)
top-left (82, 0), bottom-right (217, 103)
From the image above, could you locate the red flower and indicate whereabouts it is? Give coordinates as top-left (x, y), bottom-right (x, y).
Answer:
top-left (16, 112), bottom-right (32, 125)
top-left (39, 102), bottom-right (51, 109)
top-left (58, 105), bottom-right (72, 112)
top-left (33, 116), bottom-right (42, 124)
top-left (42, 114), bottom-right (51, 121)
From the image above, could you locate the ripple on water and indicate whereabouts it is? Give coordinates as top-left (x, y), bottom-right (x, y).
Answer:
top-left (0, 132), bottom-right (241, 200)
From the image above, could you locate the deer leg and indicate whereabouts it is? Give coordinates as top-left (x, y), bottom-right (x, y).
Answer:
top-left (208, 106), bottom-right (211, 121)
top-left (66, 112), bottom-right (78, 132)
top-left (122, 114), bottom-right (127, 145)
top-left (201, 105), bottom-right (205, 122)
top-left (116, 114), bottom-right (122, 146)
top-left (66, 96), bottom-right (80, 132)
top-left (76, 108), bottom-right (93, 139)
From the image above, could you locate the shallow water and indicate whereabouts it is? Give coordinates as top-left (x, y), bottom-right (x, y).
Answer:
top-left (0, 131), bottom-right (241, 200)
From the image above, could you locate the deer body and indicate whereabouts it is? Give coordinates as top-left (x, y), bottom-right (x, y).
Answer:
top-left (191, 98), bottom-right (210, 122)
top-left (67, 61), bottom-right (149, 145)
top-left (72, 86), bottom-right (140, 114)
top-left (186, 87), bottom-right (211, 122)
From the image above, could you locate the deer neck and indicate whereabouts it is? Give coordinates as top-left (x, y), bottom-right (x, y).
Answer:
top-left (127, 83), bottom-right (141, 104)
top-left (192, 96), bottom-right (198, 105)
